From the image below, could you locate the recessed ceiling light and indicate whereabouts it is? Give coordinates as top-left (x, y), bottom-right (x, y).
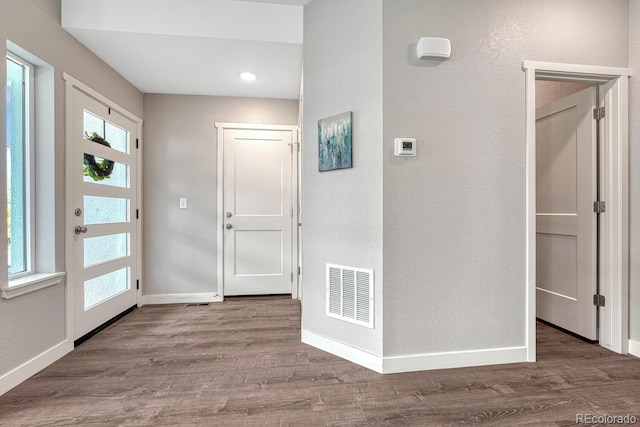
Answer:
top-left (240, 72), bottom-right (257, 81)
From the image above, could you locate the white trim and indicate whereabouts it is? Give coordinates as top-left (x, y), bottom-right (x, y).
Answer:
top-left (524, 61), bottom-right (630, 356)
top-left (213, 122), bottom-right (300, 299)
top-left (629, 340), bottom-right (640, 359)
top-left (302, 329), bottom-right (528, 374)
top-left (215, 124), bottom-right (225, 299)
top-left (215, 122), bottom-right (299, 131)
top-left (382, 347), bottom-right (528, 374)
top-left (524, 63), bottom-right (537, 363)
top-left (141, 293), bottom-right (223, 305)
top-left (301, 329), bottom-right (383, 373)
top-left (2, 272), bottom-right (65, 299)
top-left (522, 61), bottom-right (632, 79)
top-left (61, 73), bottom-right (142, 125)
top-left (0, 340), bottom-right (73, 396)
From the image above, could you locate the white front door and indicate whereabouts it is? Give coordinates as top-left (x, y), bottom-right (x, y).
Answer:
top-left (536, 86), bottom-right (598, 340)
top-left (219, 126), bottom-right (297, 296)
top-left (67, 86), bottom-right (140, 340)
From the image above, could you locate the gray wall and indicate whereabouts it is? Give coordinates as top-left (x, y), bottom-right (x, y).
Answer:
top-left (536, 81), bottom-right (594, 108)
top-left (142, 94), bottom-right (299, 296)
top-left (0, 0), bottom-right (142, 379)
top-left (629, 1), bottom-right (640, 343)
top-left (381, 0), bottom-right (629, 356)
top-left (30, 0), bottom-right (61, 23)
top-left (302, 0), bottom-right (384, 356)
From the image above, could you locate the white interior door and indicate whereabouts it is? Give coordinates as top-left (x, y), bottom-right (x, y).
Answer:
top-left (68, 87), bottom-right (140, 340)
top-left (536, 86), bottom-right (598, 340)
top-left (221, 127), bottom-right (296, 296)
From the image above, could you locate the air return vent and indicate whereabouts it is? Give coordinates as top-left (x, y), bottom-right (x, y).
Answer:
top-left (326, 264), bottom-right (374, 328)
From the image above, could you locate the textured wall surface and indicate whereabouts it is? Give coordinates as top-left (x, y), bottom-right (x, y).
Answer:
top-left (0, 0), bottom-right (142, 381)
top-left (302, 0), bottom-right (384, 356)
top-left (0, 286), bottom-right (65, 374)
top-left (143, 94), bottom-right (299, 296)
top-left (629, 1), bottom-right (640, 343)
top-left (382, 0), bottom-right (629, 356)
top-left (536, 81), bottom-right (594, 109)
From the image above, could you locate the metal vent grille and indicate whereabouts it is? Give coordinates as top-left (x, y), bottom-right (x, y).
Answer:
top-left (326, 264), bottom-right (374, 328)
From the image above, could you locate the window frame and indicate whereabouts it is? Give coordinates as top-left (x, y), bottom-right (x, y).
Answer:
top-left (6, 51), bottom-right (36, 279)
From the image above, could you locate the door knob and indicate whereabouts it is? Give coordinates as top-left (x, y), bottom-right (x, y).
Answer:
top-left (225, 224), bottom-right (232, 230)
top-left (226, 212), bottom-right (233, 218)
top-left (74, 226), bottom-right (88, 235)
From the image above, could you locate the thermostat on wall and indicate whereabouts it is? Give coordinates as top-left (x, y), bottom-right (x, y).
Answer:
top-left (394, 138), bottom-right (416, 157)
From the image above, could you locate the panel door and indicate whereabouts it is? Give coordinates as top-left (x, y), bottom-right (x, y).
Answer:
top-left (536, 86), bottom-right (598, 340)
top-left (222, 128), bottom-right (294, 296)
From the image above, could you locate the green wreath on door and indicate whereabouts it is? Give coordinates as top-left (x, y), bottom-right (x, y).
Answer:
top-left (83, 132), bottom-right (114, 181)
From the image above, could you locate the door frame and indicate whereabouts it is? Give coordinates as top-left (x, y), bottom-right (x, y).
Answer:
top-left (523, 61), bottom-right (631, 361)
top-left (214, 123), bottom-right (300, 300)
top-left (62, 73), bottom-right (143, 342)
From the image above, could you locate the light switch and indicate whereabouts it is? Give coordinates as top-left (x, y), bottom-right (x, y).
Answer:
top-left (179, 198), bottom-right (188, 209)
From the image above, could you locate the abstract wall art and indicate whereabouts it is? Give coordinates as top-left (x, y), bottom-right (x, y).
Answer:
top-left (318, 111), bottom-right (352, 172)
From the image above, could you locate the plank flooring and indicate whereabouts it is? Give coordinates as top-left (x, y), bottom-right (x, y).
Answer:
top-left (1, 297), bottom-right (639, 426)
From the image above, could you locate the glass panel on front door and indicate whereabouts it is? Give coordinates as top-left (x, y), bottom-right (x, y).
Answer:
top-left (84, 267), bottom-right (129, 309)
top-left (83, 196), bottom-right (128, 224)
top-left (84, 233), bottom-right (128, 267)
top-left (84, 110), bottom-right (129, 154)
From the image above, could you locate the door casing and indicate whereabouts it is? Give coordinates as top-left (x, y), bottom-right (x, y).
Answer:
top-left (215, 123), bottom-right (300, 300)
top-left (523, 61), bottom-right (631, 360)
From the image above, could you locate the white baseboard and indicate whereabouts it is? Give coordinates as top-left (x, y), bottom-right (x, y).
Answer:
top-left (382, 346), bottom-right (528, 374)
top-left (302, 329), bottom-right (383, 373)
top-left (141, 293), bottom-right (223, 305)
top-left (0, 340), bottom-right (73, 396)
top-left (629, 340), bottom-right (640, 358)
top-left (302, 328), bottom-right (528, 374)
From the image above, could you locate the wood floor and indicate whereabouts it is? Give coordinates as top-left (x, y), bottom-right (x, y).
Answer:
top-left (1, 298), bottom-right (639, 426)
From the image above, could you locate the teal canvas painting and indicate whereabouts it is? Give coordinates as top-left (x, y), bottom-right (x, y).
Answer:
top-left (318, 112), bottom-right (352, 172)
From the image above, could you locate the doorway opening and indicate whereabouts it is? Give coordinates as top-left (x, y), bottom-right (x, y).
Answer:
top-left (523, 61), bottom-right (631, 361)
top-left (535, 80), bottom-right (600, 343)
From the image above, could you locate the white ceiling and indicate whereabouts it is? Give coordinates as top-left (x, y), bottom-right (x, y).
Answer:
top-left (61, 0), bottom-right (309, 99)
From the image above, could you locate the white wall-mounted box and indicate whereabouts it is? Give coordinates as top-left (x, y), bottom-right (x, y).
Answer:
top-left (394, 138), bottom-right (416, 156)
top-left (417, 37), bottom-right (451, 60)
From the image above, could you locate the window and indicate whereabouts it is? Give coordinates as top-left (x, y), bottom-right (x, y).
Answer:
top-left (6, 53), bottom-right (34, 277)
top-left (2, 43), bottom-right (63, 299)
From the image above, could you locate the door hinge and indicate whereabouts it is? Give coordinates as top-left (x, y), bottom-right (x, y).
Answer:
top-left (593, 294), bottom-right (605, 307)
top-left (136, 279), bottom-right (140, 290)
top-left (298, 266), bottom-right (301, 275)
top-left (136, 209), bottom-right (139, 219)
top-left (593, 106), bottom-right (605, 120)
top-left (291, 272), bottom-right (294, 282)
top-left (136, 138), bottom-right (139, 149)
top-left (594, 201), bottom-right (606, 214)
